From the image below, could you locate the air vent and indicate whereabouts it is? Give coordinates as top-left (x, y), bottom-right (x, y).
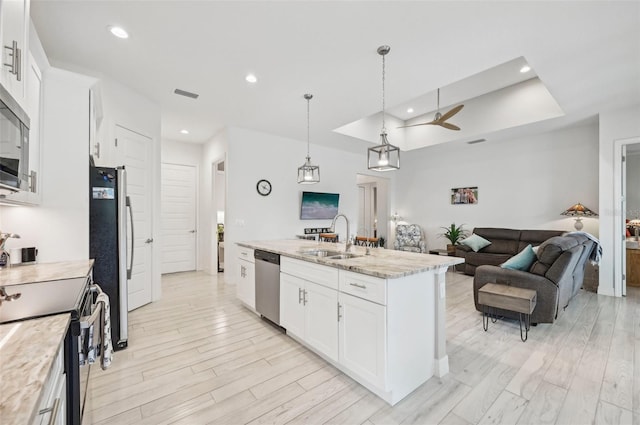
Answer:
top-left (174, 89), bottom-right (199, 99)
top-left (467, 138), bottom-right (487, 145)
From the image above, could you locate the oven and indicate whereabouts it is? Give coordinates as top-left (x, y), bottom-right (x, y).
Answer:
top-left (65, 276), bottom-right (102, 425)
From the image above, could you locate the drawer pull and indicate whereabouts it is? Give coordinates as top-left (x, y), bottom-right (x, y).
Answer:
top-left (349, 282), bottom-right (367, 289)
top-left (39, 397), bottom-right (61, 425)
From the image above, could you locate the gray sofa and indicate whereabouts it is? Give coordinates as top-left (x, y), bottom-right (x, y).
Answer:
top-left (455, 227), bottom-right (564, 275)
top-left (473, 233), bottom-right (596, 324)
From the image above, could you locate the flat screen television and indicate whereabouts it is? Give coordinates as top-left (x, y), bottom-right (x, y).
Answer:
top-left (300, 191), bottom-right (339, 220)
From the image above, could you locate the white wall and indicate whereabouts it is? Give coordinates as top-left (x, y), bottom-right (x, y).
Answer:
top-left (599, 105), bottom-right (640, 296)
top-left (0, 68), bottom-right (96, 261)
top-left (396, 122), bottom-right (599, 252)
top-left (219, 127), bottom-right (394, 284)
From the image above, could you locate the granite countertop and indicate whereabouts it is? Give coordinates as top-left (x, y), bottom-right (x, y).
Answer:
top-left (0, 313), bottom-right (70, 425)
top-left (0, 259), bottom-right (95, 286)
top-left (237, 239), bottom-right (464, 279)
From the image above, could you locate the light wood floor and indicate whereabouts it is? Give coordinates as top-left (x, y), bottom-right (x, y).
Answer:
top-left (84, 271), bottom-right (640, 425)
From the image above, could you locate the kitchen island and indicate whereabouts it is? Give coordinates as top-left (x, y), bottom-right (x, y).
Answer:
top-left (237, 239), bottom-right (464, 405)
top-left (0, 314), bottom-right (70, 425)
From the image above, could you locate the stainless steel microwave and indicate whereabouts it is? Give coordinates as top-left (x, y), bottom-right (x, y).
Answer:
top-left (0, 84), bottom-right (30, 191)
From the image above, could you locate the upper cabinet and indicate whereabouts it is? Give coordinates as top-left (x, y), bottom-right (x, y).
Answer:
top-left (0, 0), bottom-right (30, 108)
top-left (0, 48), bottom-right (42, 205)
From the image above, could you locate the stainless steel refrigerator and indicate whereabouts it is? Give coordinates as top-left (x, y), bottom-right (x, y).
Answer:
top-left (89, 158), bottom-right (133, 350)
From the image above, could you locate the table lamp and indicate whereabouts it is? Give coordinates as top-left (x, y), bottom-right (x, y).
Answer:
top-left (629, 219), bottom-right (640, 240)
top-left (561, 202), bottom-right (598, 231)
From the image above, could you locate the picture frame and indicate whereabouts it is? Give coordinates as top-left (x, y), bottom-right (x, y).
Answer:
top-left (451, 187), bottom-right (478, 204)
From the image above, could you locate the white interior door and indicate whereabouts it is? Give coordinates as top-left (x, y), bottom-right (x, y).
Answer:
top-left (161, 163), bottom-right (197, 274)
top-left (116, 125), bottom-right (153, 311)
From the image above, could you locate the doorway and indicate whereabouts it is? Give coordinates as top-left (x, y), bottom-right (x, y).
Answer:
top-left (213, 159), bottom-right (226, 273)
top-left (614, 137), bottom-right (640, 297)
top-left (356, 174), bottom-right (390, 247)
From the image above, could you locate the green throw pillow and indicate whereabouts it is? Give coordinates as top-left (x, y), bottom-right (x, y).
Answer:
top-left (501, 244), bottom-right (537, 270)
top-left (461, 234), bottom-right (491, 252)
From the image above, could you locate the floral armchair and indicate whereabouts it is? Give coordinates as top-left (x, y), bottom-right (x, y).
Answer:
top-left (393, 224), bottom-right (426, 253)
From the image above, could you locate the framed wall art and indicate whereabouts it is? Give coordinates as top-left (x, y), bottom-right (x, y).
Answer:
top-left (451, 187), bottom-right (478, 204)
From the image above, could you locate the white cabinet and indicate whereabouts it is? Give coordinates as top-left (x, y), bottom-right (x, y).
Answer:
top-left (237, 247), bottom-right (255, 309)
top-left (280, 257), bottom-right (339, 362)
top-left (33, 341), bottom-right (66, 425)
top-left (305, 279), bottom-right (339, 361)
top-left (280, 272), bottom-right (305, 337)
top-left (1, 49), bottom-right (42, 205)
top-left (338, 292), bottom-right (386, 388)
top-left (0, 0), bottom-right (29, 106)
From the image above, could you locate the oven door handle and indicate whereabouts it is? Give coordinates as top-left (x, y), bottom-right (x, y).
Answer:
top-left (80, 301), bottom-right (102, 330)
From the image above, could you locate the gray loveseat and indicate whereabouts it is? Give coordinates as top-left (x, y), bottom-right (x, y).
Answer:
top-left (473, 233), bottom-right (596, 324)
top-left (455, 227), bottom-right (564, 275)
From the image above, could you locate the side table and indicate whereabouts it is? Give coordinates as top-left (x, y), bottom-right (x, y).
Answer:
top-left (478, 283), bottom-right (537, 342)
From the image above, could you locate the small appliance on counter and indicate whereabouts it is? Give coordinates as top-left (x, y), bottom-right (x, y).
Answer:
top-left (89, 157), bottom-right (133, 350)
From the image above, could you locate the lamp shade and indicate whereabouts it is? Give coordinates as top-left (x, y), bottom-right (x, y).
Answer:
top-left (561, 202), bottom-right (597, 231)
top-left (297, 157), bottom-right (320, 184)
top-left (561, 203), bottom-right (598, 217)
top-left (367, 132), bottom-right (400, 171)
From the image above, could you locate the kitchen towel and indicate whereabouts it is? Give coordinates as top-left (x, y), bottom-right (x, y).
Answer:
top-left (95, 284), bottom-right (113, 370)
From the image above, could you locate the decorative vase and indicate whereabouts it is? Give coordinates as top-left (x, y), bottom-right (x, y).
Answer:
top-left (447, 244), bottom-right (455, 255)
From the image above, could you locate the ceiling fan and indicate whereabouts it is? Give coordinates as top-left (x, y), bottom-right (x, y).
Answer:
top-left (399, 88), bottom-right (464, 131)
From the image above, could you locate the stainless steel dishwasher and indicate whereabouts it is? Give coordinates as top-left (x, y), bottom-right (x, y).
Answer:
top-left (254, 249), bottom-right (280, 325)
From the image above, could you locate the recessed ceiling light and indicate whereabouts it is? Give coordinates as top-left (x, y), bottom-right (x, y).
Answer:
top-left (108, 26), bottom-right (129, 39)
top-left (180, 129), bottom-right (189, 135)
top-left (520, 65), bottom-right (531, 73)
top-left (407, 107), bottom-right (414, 114)
top-left (245, 74), bottom-right (258, 83)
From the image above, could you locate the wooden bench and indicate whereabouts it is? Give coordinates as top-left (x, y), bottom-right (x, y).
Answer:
top-left (477, 283), bottom-right (537, 342)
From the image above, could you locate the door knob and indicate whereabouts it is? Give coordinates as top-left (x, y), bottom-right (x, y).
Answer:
top-left (145, 238), bottom-right (154, 244)
top-left (189, 230), bottom-right (196, 233)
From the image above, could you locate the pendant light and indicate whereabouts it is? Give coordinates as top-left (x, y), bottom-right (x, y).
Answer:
top-left (297, 93), bottom-right (320, 184)
top-left (368, 45), bottom-right (400, 171)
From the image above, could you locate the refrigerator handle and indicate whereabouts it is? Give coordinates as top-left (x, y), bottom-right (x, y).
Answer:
top-left (126, 196), bottom-right (134, 280)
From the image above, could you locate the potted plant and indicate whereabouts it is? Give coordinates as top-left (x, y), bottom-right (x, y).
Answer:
top-left (439, 223), bottom-right (469, 255)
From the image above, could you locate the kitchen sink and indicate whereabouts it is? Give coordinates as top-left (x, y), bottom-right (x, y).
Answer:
top-left (297, 249), bottom-right (342, 257)
top-left (326, 253), bottom-right (361, 260)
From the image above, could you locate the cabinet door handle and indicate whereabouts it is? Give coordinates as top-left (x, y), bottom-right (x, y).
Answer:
top-left (240, 265), bottom-right (246, 278)
top-left (337, 302), bottom-right (342, 322)
top-left (349, 282), bottom-right (367, 289)
top-left (39, 397), bottom-right (61, 425)
top-left (303, 289), bottom-right (308, 305)
top-left (298, 287), bottom-right (303, 304)
top-left (3, 40), bottom-right (18, 78)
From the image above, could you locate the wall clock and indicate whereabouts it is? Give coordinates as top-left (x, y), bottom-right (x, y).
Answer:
top-left (256, 179), bottom-right (272, 196)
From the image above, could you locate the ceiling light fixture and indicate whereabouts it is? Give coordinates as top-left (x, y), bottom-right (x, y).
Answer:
top-left (180, 129), bottom-right (189, 134)
top-left (520, 65), bottom-right (531, 73)
top-left (245, 74), bottom-right (257, 83)
top-left (108, 26), bottom-right (129, 39)
top-left (297, 94), bottom-right (320, 184)
top-left (367, 45), bottom-right (400, 172)
top-left (407, 107), bottom-right (414, 114)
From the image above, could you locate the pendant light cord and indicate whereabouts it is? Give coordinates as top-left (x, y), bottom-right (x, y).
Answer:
top-left (381, 53), bottom-right (386, 134)
top-left (306, 96), bottom-right (311, 157)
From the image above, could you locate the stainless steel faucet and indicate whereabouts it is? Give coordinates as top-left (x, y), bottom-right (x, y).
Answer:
top-left (0, 232), bottom-right (20, 269)
top-left (331, 214), bottom-right (351, 252)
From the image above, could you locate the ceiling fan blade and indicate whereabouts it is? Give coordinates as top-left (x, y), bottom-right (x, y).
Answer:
top-left (439, 122), bottom-right (461, 131)
top-left (438, 104), bottom-right (464, 122)
top-left (397, 120), bottom-right (437, 129)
